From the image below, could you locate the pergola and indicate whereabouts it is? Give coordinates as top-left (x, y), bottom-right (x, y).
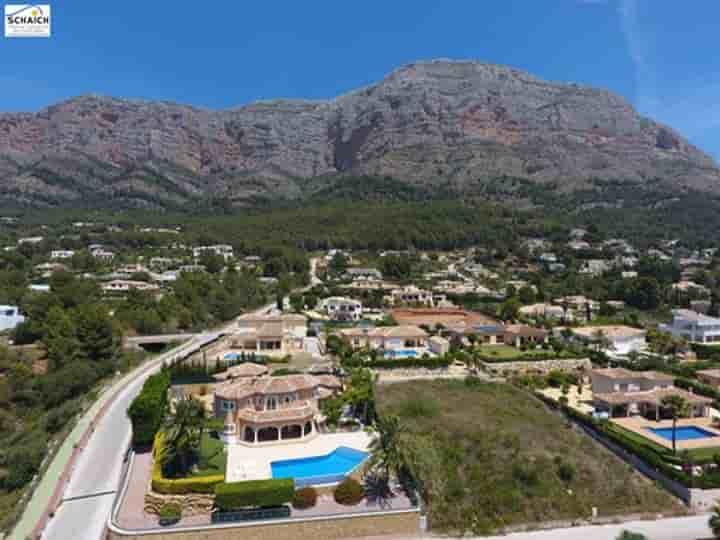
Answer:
top-left (594, 387), bottom-right (713, 420)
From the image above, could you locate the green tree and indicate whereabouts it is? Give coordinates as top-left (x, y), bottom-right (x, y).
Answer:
top-left (159, 396), bottom-right (207, 476)
top-left (660, 395), bottom-right (690, 455)
top-left (368, 415), bottom-right (407, 482)
top-left (43, 306), bottom-right (79, 370)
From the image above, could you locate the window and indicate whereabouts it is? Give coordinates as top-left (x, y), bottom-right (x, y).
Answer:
top-left (266, 397), bottom-right (277, 410)
top-left (222, 400), bottom-right (236, 411)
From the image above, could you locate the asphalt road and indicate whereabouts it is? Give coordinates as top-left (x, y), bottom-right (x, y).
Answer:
top-left (40, 336), bottom-right (213, 540)
top-left (23, 303), bottom-right (274, 540)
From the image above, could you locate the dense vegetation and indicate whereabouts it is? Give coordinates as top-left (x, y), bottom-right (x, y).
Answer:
top-left (0, 283), bottom-right (143, 531)
top-left (377, 380), bottom-right (680, 534)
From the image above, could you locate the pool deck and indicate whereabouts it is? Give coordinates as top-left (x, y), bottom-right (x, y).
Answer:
top-left (612, 416), bottom-right (720, 451)
top-left (226, 430), bottom-right (372, 482)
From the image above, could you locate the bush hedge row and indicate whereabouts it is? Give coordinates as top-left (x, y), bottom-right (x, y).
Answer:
top-left (214, 479), bottom-right (295, 510)
top-left (151, 434), bottom-right (224, 494)
top-left (127, 370), bottom-right (171, 446)
top-left (535, 392), bottom-right (720, 489)
top-left (369, 356), bottom-right (452, 370)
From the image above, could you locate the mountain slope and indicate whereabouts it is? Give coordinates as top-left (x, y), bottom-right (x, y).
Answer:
top-left (1, 59), bottom-right (718, 209)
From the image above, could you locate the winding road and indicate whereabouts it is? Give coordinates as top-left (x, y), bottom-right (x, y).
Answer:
top-left (9, 305), bottom-right (272, 540)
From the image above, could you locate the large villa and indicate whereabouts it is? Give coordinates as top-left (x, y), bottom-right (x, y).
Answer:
top-left (211, 368), bottom-right (372, 485)
top-left (214, 372), bottom-right (342, 445)
top-left (590, 368), bottom-right (713, 420)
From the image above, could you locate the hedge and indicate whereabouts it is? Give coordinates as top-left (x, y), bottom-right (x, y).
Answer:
top-left (151, 433), bottom-right (224, 494)
top-left (214, 479), bottom-right (295, 510)
top-left (674, 377), bottom-right (720, 401)
top-left (535, 392), bottom-right (720, 489)
top-left (127, 370), bottom-right (171, 446)
top-left (370, 357), bottom-right (452, 370)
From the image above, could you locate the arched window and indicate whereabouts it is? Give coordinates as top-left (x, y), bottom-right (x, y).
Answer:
top-left (243, 426), bottom-right (255, 443)
top-left (281, 425), bottom-right (302, 440)
top-left (257, 426), bottom-right (279, 442)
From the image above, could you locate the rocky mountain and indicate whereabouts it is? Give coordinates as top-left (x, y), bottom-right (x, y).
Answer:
top-left (1, 59), bottom-right (719, 209)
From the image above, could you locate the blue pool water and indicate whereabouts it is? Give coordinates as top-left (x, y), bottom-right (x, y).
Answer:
top-left (384, 349), bottom-right (418, 358)
top-left (647, 426), bottom-right (718, 441)
top-left (271, 446), bottom-right (368, 485)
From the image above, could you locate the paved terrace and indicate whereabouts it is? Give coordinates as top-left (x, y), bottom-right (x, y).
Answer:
top-left (226, 430), bottom-right (372, 482)
top-left (613, 416), bottom-right (720, 451)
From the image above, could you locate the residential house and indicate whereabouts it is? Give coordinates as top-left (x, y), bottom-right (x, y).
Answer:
top-left (579, 259), bottom-right (612, 276)
top-left (502, 324), bottom-right (549, 347)
top-left (339, 325), bottom-right (428, 352)
top-left (318, 297), bottom-right (363, 321)
top-left (229, 313), bottom-right (308, 356)
top-left (590, 368), bottom-right (711, 419)
top-left (0, 305), bottom-right (24, 331)
top-left (91, 248), bottom-right (115, 261)
top-left (102, 280), bottom-right (160, 293)
top-left (519, 303), bottom-right (566, 320)
top-left (570, 325), bottom-right (647, 355)
top-left (50, 250), bottom-right (75, 260)
top-left (214, 374), bottom-right (342, 445)
top-left (344, 268), bottom-right (382, 281)
top-left (385, 286), bottom-right (447, 308)
top-left (659, 309), bottom-right (720, 345)
top-left (193, 244), bottom-right (234, 261)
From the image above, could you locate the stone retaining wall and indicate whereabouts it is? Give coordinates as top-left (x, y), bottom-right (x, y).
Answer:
top-left (108, 510), bottom-right (420, 540)
top-left (483, 358), bottom-right (591, 376)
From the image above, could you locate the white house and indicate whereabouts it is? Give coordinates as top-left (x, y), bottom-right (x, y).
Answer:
top-left (570, 325), bottom-right (647, 355)
top-left (660, 309), bottom-right (720, 345)
top-left (50, 250), bottom-right (75, 260)
top-left (193, 245), bottom-right (234, 261)
top-left (102, 280), bottom-right (160, 293)
top-left (0, 305), bottom-right (24, 331)
top-left (318, 297), bottom-right (363, 321)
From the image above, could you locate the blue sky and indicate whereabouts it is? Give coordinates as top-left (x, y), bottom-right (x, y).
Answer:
top-left (2, 0), bottom-right (719, 158)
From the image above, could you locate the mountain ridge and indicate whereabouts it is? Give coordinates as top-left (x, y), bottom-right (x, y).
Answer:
top-left (1, 59), bottom-right (718, 209)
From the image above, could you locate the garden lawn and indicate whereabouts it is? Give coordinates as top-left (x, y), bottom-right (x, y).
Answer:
top-left (478, 344), bottom-right (550, 360)
top-left (190, 433), bottom-right (226, 477)
top-left (377, 379), bottom-right (683, 535)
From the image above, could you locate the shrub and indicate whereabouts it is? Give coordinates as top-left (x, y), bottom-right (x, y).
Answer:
top-left (214, 479), bottom-right (294, 510)
top-left (556, 461), bottom-right (576, 483)
top-left (292, 486), bottom-right (318, 509)
top-left (333, 478), bottom-right (364, 505)
top-left (127, 370), bottom-right (171, 446)
top-left (151, 434), bottom-right (223, 494)
top-left (158, 502), bottom-right (182, 524)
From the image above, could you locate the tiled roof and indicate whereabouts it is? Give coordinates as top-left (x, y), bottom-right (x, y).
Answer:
top-left (235, 402), bottom-right (315, 424)
top-left (594, 387), bottom-right (713, 406)
top-left (215, 374), bottom-right (340, 401)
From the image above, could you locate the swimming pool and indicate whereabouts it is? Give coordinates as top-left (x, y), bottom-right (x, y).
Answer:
top-left (384, 349), bottom-right (418, 358)
top-left (271, 446), bottom-right (368, 486)
top-left (647, 426), bottom-right (718, 441)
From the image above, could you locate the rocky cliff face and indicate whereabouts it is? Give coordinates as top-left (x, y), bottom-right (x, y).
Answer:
top-left (1, 59), bottom-right (718, 208)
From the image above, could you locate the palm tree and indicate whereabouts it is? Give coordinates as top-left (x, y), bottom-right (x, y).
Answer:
top-left (159, 396), bottom-right (206, 475)
top-left (708, 504), bottom-right (720, 538)
top-left (660, 395), bottom-right (690, 455)
top-left (368, 415), bottom-right (406, 482)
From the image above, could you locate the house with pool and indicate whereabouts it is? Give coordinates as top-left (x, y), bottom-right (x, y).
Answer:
top-left (590, 368), bottom-right (712, 420)
top-left (214, 373), bottom-right (342, 445)
top-left (589, 368), bottom-right (720, 451)
top-left (338, 325), bottom-right (429, 357)
top-left (213, 371), bottom-right (372, 486)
